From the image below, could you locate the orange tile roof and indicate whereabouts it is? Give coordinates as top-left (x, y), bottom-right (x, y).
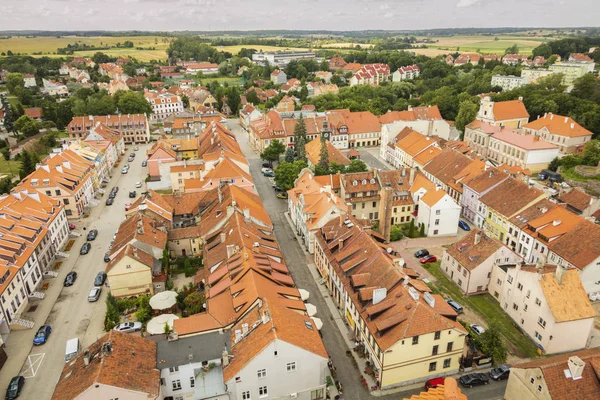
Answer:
top-left (464, 168), bottom-right (508, 193)
top-left (51, 331), bottom-right (160, 400)
top-left (524, 113), bottom-right (593, 138)
top-left (513, 348), bottom-right (600, 400)
top-left (537, 267), bottom-right (595, 322)
top-left (203, 157), bottom-right (254, 183)
top-left (407, 377), bottom-right (467, 400)
top-left (423, 148), bottom-right (473, 186)
top-left (305, 138), bottom-right (350, 166)
top-left (395, 130), bottom-right (439, 157)
top-left (492, 127), bottom-right (557, 151)
top-left (479, 177), bottom-right (544, 218)
top-left (556, 189), bottom-right (594, 212)
top-left (379, 106), bottom-right (443, 124)
top-left (420, 188), bottom-right (448, 207)
top-left (446, 229), bottom-right (504, 271)
top-left (548, 220), bottom-right (600, 270)
top-left (509, 199), bottom-right (558, 228)
top-left (410, 172), bottom-right (436, 195)
top-left (524, 206), bottom-right (583, 242)
top-left (492, 99), bottom-right (529, 121)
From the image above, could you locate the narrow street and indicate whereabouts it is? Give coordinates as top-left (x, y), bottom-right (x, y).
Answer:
top-left (227, 120), bottom-right (507, 400)
top-left (0, 143), bottom-right (151, 400)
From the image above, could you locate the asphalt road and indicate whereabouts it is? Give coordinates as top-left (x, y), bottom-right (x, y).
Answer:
top-left (9, 144), bottom-right (150, 400)
top-left (227, 120), bottom-right (507, 400)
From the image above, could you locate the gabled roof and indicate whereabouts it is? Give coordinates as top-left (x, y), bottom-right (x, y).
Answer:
top-left (556, 189), bottom-right (594, 212)
top-left (479, 177), bottom-right (544, 218)
top-left (492, 99), bottom-right (529, 121)
top-left (423, 148), bottom-right (473, 186)
top-left (463, 168), bottom-right (508, 194)
top-left (407, 377), bottom-right (467, 400)
top-left (536, 267), bottom-right (596, 322)
top-left (106, 244), bottom-right (156, 273)
top-left (512, 348), bottom-right (600, 400)
top-left (524, 113), bottom-right (593, 138)
top-left (379, 106), bottom-right (443, 124)
top-left (548, 220), bottom-right (600, 270)
top-left (51, 331), bottom-right (160, 400)
top-left (446, 229), bottom-right (505, 271)
top-left (305, 138), bottom-right (350, 166)
top-left (492, 127), bottom-right (557, 151)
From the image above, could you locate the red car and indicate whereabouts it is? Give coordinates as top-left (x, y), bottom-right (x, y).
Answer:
top-left (420, 255), bottom-right (437, 264)
top-left (425, 377), bottom-right (444, 390)
top-left (69, 223), bottom-right (75, 230)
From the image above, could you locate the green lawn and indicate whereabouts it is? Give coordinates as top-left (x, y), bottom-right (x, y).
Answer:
top-left (560, 166), bottom-right (600, 182)
top-left (197, 76), bottom-right (244, 86)
top-left (0, 156), bottom-right (21, 178)
top-left (423, 261), bottom-right (540, 359)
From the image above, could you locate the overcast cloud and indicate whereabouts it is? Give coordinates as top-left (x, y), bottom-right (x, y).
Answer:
top-left (0, 0), bottom-right (597, 31)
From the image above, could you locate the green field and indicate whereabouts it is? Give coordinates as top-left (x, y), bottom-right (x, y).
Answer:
top-left (213, 44), bottom-right (307, 54)
top-left (0, 36), bottom-right (171, 61)
top-left (421, 35), bottom-right (555, 55)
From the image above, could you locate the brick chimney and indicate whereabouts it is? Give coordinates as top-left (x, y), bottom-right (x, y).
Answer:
top-left (378, 186), bottom-right (393, 242)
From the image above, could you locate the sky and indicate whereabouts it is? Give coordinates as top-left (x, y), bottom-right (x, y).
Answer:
top-left (0, 0), bottom-right (598, 31)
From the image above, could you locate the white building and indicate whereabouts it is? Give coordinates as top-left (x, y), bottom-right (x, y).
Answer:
top-left (148, 95), bottom-right (184, 122)
top-left (416, 188), bottom-right (461, 237)
top-left (42, 78), bottom-right (68, 96)
top-left (270, 69), bottom-right (287, 84)
top-left (392, 64), bottom-right (420, 82)
top-left (523, 113), bottom-right (594, 155)
top-left (252, 51), bottom-right (316, 67)
top-left (441, 229), bottom-right (522, 295)
top-left (23, 74), bottom-right (36, 88)
top-left (488, 263), bottom-right (595, 354)
top-left (491, 75), bottom-right (530, 91)
top-left (460, 168), bottom-right (509, 227)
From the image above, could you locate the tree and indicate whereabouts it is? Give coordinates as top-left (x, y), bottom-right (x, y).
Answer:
top-left (407, 219), bottom-right (416, 238)
top-left (261, 140), bottom-right (285, 163)
top-left (1, 96), bottom-right (15, 133)
top-left (548, 157), bottom-right (560, 172)
top-left (390, 225), bottom-right (403, 241)
top-left (293, 116), bottom-right (307, 162)
top-left (504, 44), bottom-right (519, 55)
top-left (284, 146), bottom-right (295, 163)
top-left (13, 115), bottom-right (41, 137)
top-left (91, 52), bottom-right (112, 64)
top-left (476, 324), bottom-right (507, 364)
top-left (346, 159), bottom-right (368, 173)
top-left (0, 148), bottom-right (10, 162)
top-left (0, 177), bottom-right (14, 195)
top-left (318, 137), bottom-right (330, 171)
top-left (582, 139), bottom-right (600, 166)
top-left (274, 160), bottom-right (307, 192)
top-left (181, 94), bottom-right (190, 109)
top-left (533, 43), bottom-right (553, 58)
top-left (246, 90), bottom-right (260, 105)
top-left (226, 87), bottom-right (241, 115)
top-left (183, 292), bottom-right (205, 315)
top-left (135, 295), bottom-right (152, 323)
top-left (419, 223), bottom-right (425, 237)
top-left (6, 73), bottom-right (24, 94)
top-left (104, 293), bottom-right (121, 331)
top-left (116, 91), bottom-right (152, 115)
top-left (19, 150), bottom-right (35, 179)
top-left (455, 100), bottom-right (479, 133)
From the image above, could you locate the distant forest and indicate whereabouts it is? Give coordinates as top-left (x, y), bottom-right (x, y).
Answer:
top-left (0, 27), bottom-right (599, 39)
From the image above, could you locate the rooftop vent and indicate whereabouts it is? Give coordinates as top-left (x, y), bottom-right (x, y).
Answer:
top-left (372, 287), bottom-right (387, 305)
top-left (566, 356), bottom-right (585, 380)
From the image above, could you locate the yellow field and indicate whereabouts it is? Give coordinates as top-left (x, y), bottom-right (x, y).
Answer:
top-left (321, 42), bottom-right (374, 49)
top-left (0, 36), bottom-right (171, 61)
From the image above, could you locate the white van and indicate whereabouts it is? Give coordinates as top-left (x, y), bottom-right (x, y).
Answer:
top-left (65, 338), bottom-right (80, 362)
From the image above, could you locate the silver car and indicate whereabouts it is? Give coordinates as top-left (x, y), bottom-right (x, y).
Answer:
top-left (88, 287), bottom-right (102, 302)
top-left (114, 322), bottom-right (143, 333)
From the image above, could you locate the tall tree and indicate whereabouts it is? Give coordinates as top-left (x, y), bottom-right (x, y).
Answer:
top-left (260, 140), bottom-right (285, 163)
top-left (6, 73), bottom-right (24, 94)
top-left (318, 137), bottom-right (330, 171)
top-left (19, 150), bottom-right (33, 179)
top-left (226, 87), bottom-right (241, 115)
top-left (116, 91), bottom-right (152, 115)
top-left (284, 146), bottom-right (295, 163)
top-left (274, 160), bottom-right (307, 192)
top-left (293, 116), bottom-right (307, 162)
top-left (455, 100), bottom-right (479, 133)
top-left (1, 95), bottom-right (15, 133)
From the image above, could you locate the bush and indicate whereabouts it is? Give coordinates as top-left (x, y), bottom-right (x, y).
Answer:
top-left (104, 293), bottom-right (121, 331)
top-left (390, 225), bottom-right (403, 242)
top-left (419, 223), bottom-right (425, 237)
top-left (166, 278), bottom-right (174, 290)
top-left (135, 295), bottom-right (152, 323)
top-left (183, 291), bottom-right (205, 315)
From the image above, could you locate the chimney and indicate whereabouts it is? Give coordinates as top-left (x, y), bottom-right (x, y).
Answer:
top-left (570, 123), bottom-right (575, 129)
top-left (234, 329), bottom-right (242, 343)
top-left (474, 231), bottom-right (482, 245)
top-left (242, 323), bottom-right (249, 334)
top-left (338, 238), bottom-right (344, 250)
top-left (564, 117), bottom-right (568, 123)
top-left (217, 184), bottom-right (223, 203)
top-left (83, 350), bottom-right (90, 366)
top-left (222, 347), bottom-right (230, 367)
top-left (550, 114), bottom-right (554, 120)
top-left (568, 356), bottom-right (585, 380)
top-left (409, 168), bottom-right (415, 186)
top-left (220, 232), bottom-right (226, 242)
top-left (555, 265), bottom-right (566, 285)
top-left (226, 244), bottom-right (237, 259)
top-left (518, 96), bottom-right (523, 101)
top-left (378, 186), bottom-right (393, 243)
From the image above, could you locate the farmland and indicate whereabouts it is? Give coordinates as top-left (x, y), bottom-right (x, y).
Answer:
top-left (417, 35), bottom-right (555, 55)
top-left (212, 44), bottom-right (307, 54)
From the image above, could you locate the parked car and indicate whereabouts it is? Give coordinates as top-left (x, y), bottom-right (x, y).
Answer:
top-left (127, 156), bottom-right (134, 162)
top-left (446, 299), bottom-right (464, 314)
top-left (5, 376), bottom-right (24, 400)
top-left (262, 162), bottom-right (273, 168)
top-left (33, 325), bottom-right (52, 345)
top-left (420, 255), bottom-right (437, 264)
top-left (129, 191), bottom-right (137, 198)
top-left (80, 242), bottom-right (91, 255)
top-left (414, 249), bottom-right (429, 258)
top-left (68, 223), bottom-right (76, 230)
top-left (459, 373), bottom-right (489, 388)
top-left (424, 377), bottom-right (444, 390)
top-left (261, 167), bottom-right (272, 174)
top-left (114, 321), bottom-right (143, 333)
top-left (134, 146), bottom-right (139, 151)
top-left (121, 168), bottom-right (128, 174)
top-left (111, 187), bottom-right (119, 194)
top-left (272, 185), bottom-right (283, 192)
top-left (141, 160), bottom-right (147, 167)
top-left (125, 203), bottom-right (132, 211)
top-left (264, 171), bottom-right (275, 177)
top-left (135, 182), bottom-right (142, 188)
top-left (458, 220), bottom-right (471, 231)
top-left (276, 192), bottom-right (288, 199)
top-left (469, 324), bottom-right (485, 336)
top-left (94, 272), bottom-right (107, 287)
top-left (86, 229), bottom-right (98, 241)
top-left (104, 252), bottom-right (111, 263)
top-left (105, 197), bottom-right (114, 206)
top-left (64, 271), bottom-right (77, 287)
top-left (489, 365), bottom-right (510, 381)
top-left (88, 287), bottom-right (102, 302)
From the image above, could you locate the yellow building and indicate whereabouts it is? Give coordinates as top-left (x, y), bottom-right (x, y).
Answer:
top-left (476, 96), bottom-right (530, 129)
top-left (314, 215), bottom-right (467, 389)
top-left (107, 244), bottom-right (157, 298)
top-left (480, 177), bottom-right (546, 244)
top-left (170, 163), bottom-right (204, 193)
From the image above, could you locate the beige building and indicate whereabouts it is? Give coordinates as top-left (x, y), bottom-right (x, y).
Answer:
top-left (491, 74), bottom-right (529, 91)
top-left (106, 244), bottom-right (158, 298)
top-left (505, 349), bottom-right (600, 400)
top-left (476, 96), bottom-right (530, 128)
top-left (314, 215), bottom-right (467, 389)
top-left (523, 113), bottom-right (594, 155)
top-left (488, 263), bottom-right (595, 354)
top-left (170, 163), bottom-right (204, 193)
top-left (521, 68), bottom-right (556, 84)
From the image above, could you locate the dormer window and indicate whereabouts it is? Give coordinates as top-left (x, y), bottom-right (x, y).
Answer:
top-left (362, 179), bottom-right (367, 185)
top-left (370, 179), bottom-right (376, 184)
top-left (353, 180), bottom-right (358, 186)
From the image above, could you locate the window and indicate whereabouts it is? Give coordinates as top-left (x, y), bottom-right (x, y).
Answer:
top-left (286, 362), bottom-right (296, 372)
top-left (538, 317), bottom-right (546, 329)
top-left (535, 298), bottom-right (542, 306)
top-left (436, 210), bottom-right (441, 215)
top-left (507, 275), bottom-right (513, 284)
top-left (372, 202), bottom-right (376, 208)
top-left (530, 377), bottom-right (535, 384)
top-left (172, 379), bottom-right (182, 391)
top-left (443, 358), bottom-right (451, 368)
top-left (257, 369), bottom-right (267, 379)
top-left (535, 331), bottom-right (543, 341)
top-left (429, 362), bottom-right (437, 372)
top-left (235, 377), bottom-right (242, 383)
top-left (432, 345), bottom-right (438, 356)
top-left (310, 389), bottom-right (324, 400)
top-left (242, 391), bottom-right (251, 400)
top-left (517, 283), bottom-right (523, 291)
top-left (524, 304), bottom-right (528, 311)
top-left (537, 385), bottom-right (543, 392)
top-left (412, 336), bottom-right (419, 345)
top-left (458, 279), bottom-right (463, 286)
top-left (169, 366), bottom-right (179, 373)
top-left (259, 386), bottom-right (268, 398)
top-left (434, 219), bottom-right (440, 226)
top-left (513, 303), bottom-right (518, 311)
top-left (447, 342), bottom-right (453, 352)
top-left (434, 331), bottom-right (441, 340)
top-left (526, 290), bottom-right (531, 298)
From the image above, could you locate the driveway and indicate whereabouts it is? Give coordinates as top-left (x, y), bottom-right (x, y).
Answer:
top-left (0, 143), bottom-right (151, 400)
top-left (226, 120), bottom-right (506, 400)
